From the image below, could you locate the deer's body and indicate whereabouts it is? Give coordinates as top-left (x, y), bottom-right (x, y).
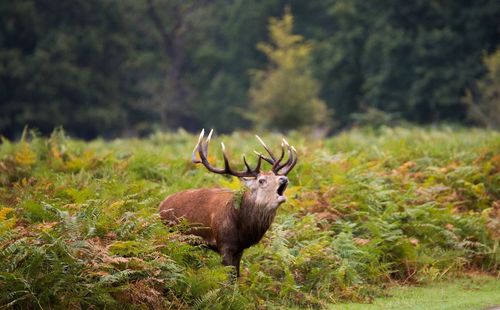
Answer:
top-left (159, 130), bottom-right (297, 276)
top-left (160, 188), bottom-right (233, 248)
top-left (159, 186), bottom-right (281, 273)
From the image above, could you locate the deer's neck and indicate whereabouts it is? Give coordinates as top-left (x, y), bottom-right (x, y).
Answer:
top-left (233, 191), bottom-right (278, 248)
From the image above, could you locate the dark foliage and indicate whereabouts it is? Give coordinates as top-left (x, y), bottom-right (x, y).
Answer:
top-left (1, 0), bottom-right (499, 138)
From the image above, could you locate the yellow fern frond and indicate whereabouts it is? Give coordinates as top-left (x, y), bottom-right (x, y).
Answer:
top-left (0, 207), bottom-right (13, 221)
top-left (50, 140), bottom-right (62, 160)
top-left (0, 207), bottom-right (16, 234)
top-left (15, 142), bottom-right (36, 166)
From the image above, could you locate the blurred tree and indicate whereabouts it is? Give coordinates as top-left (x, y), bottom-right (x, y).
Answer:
top-left (298, 0), bottom-right (500, 126)
top-left (249, 7), bottom-right (329, 131)
top-left (0, 0), bottom-right (136, 139)
top-left (123, 0), bottom-right (282, 133)
top-left (1, 0), bottom-right (499, 138)
top-left (463, 50), bottom-right (500, 130)
top-left (293, 0), bottom-right (368, 127)
top-left (135, 0), bottom-right (203, 130)
top-left (186, 0), bottom-right (282, 133)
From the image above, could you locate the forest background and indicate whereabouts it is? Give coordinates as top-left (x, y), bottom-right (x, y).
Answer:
top-left (1, 0), bottom-right (500, 139)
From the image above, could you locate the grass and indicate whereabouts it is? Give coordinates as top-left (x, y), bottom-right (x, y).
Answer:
top-left (329, 275), bottom-right (500, 310)
top-left (0, 126), bottom-right (499, 308)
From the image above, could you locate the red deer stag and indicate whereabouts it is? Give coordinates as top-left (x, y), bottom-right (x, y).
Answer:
top-left (159, 129), bottom-right (298, 276)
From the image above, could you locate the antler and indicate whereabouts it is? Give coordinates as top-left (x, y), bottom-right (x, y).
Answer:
top-left (254, 135), bottom-right (298, 176)
top-left (192, 129), bottom-right (263, 178)
top-left (192, 129), bottom-right (298, 177)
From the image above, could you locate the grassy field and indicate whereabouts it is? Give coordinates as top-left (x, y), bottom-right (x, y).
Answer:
top-left (0, 126), bottom-right (499, 308)
top-left (330, 274), bottom-right (500, 310)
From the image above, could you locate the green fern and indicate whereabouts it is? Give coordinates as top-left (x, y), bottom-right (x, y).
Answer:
top-left (0, 127), bottom-right (498, 308)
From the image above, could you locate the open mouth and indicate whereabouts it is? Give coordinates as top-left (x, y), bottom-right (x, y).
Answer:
top-left (277, 181), bottom-right (288, 196)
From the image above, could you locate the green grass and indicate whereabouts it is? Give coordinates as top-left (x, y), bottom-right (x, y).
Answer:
top-left (330, 275), bottom-right (500, 310)
top-left (0, 126), bottom-right (499, 308)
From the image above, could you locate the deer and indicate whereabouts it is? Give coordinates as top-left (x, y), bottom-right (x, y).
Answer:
top-left (159, 129), bottom-right (298, 277)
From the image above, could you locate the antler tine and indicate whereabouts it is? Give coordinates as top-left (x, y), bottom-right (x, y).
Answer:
top-left (243, 155), bottom-right (254, 173)
top-left (286, 146), bottom-right (298, 174)
top-left (203, 128), bottom-right (213, 155)
top-left (255, 135), bottom-right (277, 161)
top-left (271, 142), bottom-right (286, 173)
top-left (254, 150), bottom-right (274, 165)
top-left (273, 138), bottom-right (291, 171)
top-left (193, 130), bottom-right (261, 178)
top-left (278, 145), bottom-right (298, 176)
top-left (275, 141), bottom-right (293, 172)
top-left (196, 131), bottom-right (225, 174)
top-left (220, 142), bottom-right (232, 172)
top-left (245, 154), bottom-right (263, 173)
top-left (243, 155), bottom-right (251, 171)
top-left (192, 129), bottom-right (205, 163)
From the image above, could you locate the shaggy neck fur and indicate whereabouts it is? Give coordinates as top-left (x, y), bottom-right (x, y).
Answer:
top-left (232, 191), bottom-right (279, 249)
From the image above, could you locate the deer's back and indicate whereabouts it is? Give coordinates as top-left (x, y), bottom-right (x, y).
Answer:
top-left (159, 188), bottom-right (233, 228)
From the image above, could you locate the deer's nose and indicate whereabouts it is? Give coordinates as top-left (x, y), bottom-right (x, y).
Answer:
top-left (279, 176), bottom-right (288, 184)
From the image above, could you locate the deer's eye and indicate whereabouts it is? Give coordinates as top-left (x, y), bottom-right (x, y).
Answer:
top-left (259, 179), bottom-right (267, 185)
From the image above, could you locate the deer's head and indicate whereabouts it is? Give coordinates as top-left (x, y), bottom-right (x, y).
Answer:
top-left (192, 129), bottom-right (298, 210)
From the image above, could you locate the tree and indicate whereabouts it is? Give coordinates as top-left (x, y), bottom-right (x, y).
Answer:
top-left (0, 0), bottom-right (137, 139)
top-left (138, 0), bottom-right (205, 130)
top-left (302, 0), bottom-right (500, 125)
top-left (2, 0), bottom-right (499, 138)
top-left (463, 49), bottom-right (500, 129)
top-left (186, 0), bottom-right (282, 133)
top-left (249, 7), bottom-right (329, 131)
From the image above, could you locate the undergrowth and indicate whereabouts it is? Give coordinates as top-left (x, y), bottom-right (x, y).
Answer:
top-left (0, 127), bottom-right (498, 308)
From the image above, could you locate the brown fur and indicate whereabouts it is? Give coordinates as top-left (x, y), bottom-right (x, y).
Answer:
top-left (159, 173), bottom-right (288, 276)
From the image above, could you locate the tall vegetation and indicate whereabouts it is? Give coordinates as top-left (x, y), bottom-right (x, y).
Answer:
top-left (463, 49), bottom-right (500, 130)
top-left (249, 8), bottom-right (329, 130)
top-left (1, 1), bottom-right (500, 138)
top-left (0, 127), bottom-right (498, 308)
top-left (0, 1), bottom-right (135, 138)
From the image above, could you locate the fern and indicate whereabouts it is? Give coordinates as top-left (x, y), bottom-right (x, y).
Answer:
top-left (193, 288), bottom-right (221, 309)
top-left (0, 127), bottom-right (498, 308)
top-left (14, 142), bottom-right (36, 167)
